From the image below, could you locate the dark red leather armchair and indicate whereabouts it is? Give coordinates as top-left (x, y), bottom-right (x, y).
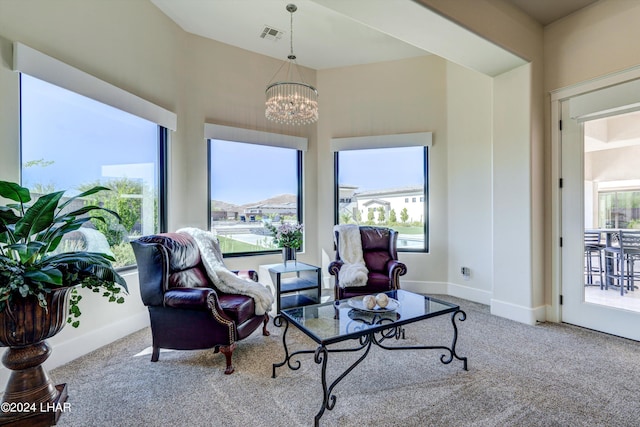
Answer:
top-left (328, 226), bottom-right (407, 300)
top-left (131, 233), bottom-right (269, 374)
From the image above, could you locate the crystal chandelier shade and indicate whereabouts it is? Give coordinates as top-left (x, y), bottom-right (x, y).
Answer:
top-left (265, 4), bottom-right (318, 125)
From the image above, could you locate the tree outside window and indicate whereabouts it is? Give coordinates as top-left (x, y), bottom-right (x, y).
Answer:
top-left (20, 75), bottom-right (164, 268)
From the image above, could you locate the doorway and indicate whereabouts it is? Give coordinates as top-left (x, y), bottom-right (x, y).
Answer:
top-left (560, 98), bottom-right (640, 340)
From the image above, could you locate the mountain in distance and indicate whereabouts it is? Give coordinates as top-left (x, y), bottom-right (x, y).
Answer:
top-left (211, 194), bottom-right (296, 212)
top-left (211, 200), bottom-right (238, 212)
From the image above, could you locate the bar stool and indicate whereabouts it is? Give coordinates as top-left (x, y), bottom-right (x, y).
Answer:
top-left (584, 231), bottom-right (604, 287)
top-left (603, 230), bottom-right (640, 295)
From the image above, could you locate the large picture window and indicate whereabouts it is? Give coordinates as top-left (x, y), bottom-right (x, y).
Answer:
top-left (334, 144), bottom-right (428, 251)
top-left (20, 74), bottom-right (167, 269)
top-left (208, 135), bottom-right (303, 256)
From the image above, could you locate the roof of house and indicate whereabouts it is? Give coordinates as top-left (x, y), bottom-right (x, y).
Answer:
top-left (355, 185), bottom-right (423, 198)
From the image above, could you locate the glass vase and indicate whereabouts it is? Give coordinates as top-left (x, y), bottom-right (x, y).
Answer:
top-left (282, 247), bottom-right (297, 267)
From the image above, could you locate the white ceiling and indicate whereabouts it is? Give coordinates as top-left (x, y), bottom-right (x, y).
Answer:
top-left (150, 0), bottom-right (595, 75)
top-left (585, 110), bottom-right (640, 153)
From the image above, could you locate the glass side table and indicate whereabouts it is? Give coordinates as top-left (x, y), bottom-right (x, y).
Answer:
top-left (267, 262), bottom-right (321, 313)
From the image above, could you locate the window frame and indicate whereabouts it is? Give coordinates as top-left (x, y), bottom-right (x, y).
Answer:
top-left (333, 144), bottom-right (429, 253)
top-left (206, 127), bottom-right (305, 258)
top-left (18, 73), bottom-right (169, 272)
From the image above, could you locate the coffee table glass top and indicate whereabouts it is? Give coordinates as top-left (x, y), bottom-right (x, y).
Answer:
top-left (268, 262), bottom-right (318, 274)
top-left (279, 290), bottom-right (459, 345)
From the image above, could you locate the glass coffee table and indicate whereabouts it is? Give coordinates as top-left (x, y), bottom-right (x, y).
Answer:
top-left (272, 289), bottom-right (467, 426)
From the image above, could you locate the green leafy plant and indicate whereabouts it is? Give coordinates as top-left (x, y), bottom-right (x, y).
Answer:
top-left (0, 180), bottom-right (128, 327)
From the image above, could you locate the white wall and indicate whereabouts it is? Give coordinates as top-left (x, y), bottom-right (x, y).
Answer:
top-left (446, 62), bottom-right (494, 304)
top-left (491, 64), bottom-right (544, 323)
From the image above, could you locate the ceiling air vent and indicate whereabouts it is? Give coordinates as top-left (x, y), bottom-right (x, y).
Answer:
top-left (260, 25), bottom-right (284, 41)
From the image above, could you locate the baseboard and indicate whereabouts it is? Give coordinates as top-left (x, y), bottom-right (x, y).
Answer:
top-left (401, 280), bottom-right (492, 305)
top-left (403, 280), bottom-right (547, 325)
top-left (490, 298), bottom-right (546, 325)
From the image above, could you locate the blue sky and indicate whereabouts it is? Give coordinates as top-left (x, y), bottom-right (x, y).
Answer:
top-left (209, 140), bottom-right (298, 205)
top-left (21, 75), bottom-right (157, 193)
top-left (338, 146), bottom-right (425, 191)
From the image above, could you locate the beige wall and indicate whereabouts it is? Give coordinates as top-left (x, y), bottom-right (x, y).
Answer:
top-left (544, 0), bottom-right (640, 92)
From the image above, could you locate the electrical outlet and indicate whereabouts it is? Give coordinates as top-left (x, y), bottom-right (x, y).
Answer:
top-left (461, 267), bottom-right (470, 276)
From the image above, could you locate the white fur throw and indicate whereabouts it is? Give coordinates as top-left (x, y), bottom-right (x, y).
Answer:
top-left (177, 227), bottom-right (274, 315)
top-left (334, 224), bottom-right (369, 288)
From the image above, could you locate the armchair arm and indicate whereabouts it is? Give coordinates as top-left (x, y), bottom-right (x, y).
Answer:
top-left (164, 287), bottom-right (234, 324)
top-left (328, 260), bottom-right (344, 301)
top-left (328, 260), bottom-right (344, 277)
top-left (387, 260), bottom-right (407, 290)
top-left (164, 287), bottom-right (215, 310)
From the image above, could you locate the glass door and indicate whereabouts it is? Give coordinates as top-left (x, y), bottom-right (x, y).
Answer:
top-left (561, 100), bottom-right (640, 340)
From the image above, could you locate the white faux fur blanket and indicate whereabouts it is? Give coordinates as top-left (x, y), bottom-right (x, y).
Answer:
top-left (334, 224), bottom-right (368, 288)
top-left (177, 227), bottom-right (274, 315)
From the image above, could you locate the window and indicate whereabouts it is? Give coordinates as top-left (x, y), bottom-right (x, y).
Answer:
top-left (334, 144), bottom-right (428, 251)
top-left (20, 75), bottom-right (167, 269)
top-left (207, 125), bottom-right (304, 256)
top-left (598, 190), bottom-right (640, 229)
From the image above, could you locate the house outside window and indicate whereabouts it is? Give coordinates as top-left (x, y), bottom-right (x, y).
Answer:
top-left (20, 74), bottom-right (167, 269)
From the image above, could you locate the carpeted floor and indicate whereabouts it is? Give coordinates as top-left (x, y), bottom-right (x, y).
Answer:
top-left (50, 296), bottom-right (640, 426)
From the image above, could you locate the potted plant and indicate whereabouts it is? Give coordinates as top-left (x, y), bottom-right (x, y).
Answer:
top-left (0, 180), bottom-right (128, 425)
top-left (266, 221), bottom-right (303, 266)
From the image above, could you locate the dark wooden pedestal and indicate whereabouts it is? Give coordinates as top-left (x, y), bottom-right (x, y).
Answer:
top-left (0, 384), bottom-right (68, 426)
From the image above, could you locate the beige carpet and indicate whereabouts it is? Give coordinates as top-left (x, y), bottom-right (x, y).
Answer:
top-left (51, 296), bottom-right (640, 426)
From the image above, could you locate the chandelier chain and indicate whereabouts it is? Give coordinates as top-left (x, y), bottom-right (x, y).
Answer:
top-left (290, 9), bottom-right (294, 58)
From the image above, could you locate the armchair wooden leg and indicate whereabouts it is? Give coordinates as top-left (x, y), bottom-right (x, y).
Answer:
top-left (151, 345), bottom-right (159, 362)
top-left (220, 343), bottom-right (237, 375)
top-left (262, 314), bottom-right (270, 336)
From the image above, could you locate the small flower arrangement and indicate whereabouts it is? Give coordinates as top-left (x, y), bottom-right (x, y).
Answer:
top-left (266, 222), bottom-right (303, 249)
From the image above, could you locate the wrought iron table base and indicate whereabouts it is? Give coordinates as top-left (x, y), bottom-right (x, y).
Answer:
top-left (272, 310), bottom-right (467, 426)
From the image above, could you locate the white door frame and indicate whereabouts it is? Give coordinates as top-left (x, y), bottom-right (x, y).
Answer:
top-left (550, 64), bottom-right (640, 324)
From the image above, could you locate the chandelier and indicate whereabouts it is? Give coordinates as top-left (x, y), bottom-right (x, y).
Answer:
top-left (265, 4), bottom-right (318, 125)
